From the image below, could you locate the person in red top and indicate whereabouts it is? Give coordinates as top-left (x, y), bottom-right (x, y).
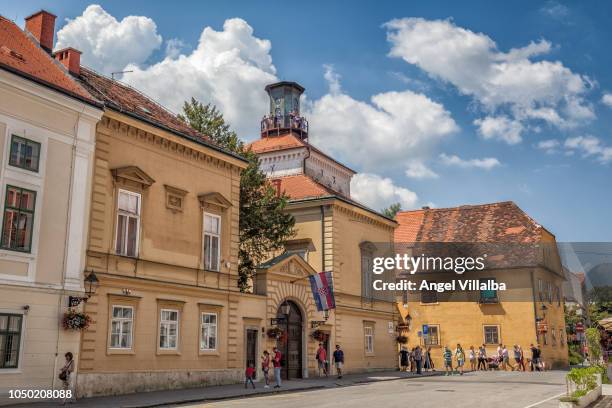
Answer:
top-left (261, 350), bottom-right (271, 388)
top-left (273, 346), bottom-right (282, 388)
top-left (316, 343), bottom-right (328, 376)
top-left (245, 364), bottom-right (256, 389)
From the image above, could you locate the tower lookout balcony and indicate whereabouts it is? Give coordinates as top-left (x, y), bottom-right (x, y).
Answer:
top-left (260, 81), bottom-right (308, 140)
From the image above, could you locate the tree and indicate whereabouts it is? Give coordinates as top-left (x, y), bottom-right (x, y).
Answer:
top-left (179, 98), bottom-right (295, 291)
top-left (586, 286), bottom-right (612, 324)
top-left (382, 203), bottom-right (401, 219)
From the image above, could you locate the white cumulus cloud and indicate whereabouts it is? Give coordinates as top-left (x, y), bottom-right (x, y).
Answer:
top-left (474, 116), bottom-right (523, 145)
top-left (120, 18), bottom-right (278, 138)
top-left (602, 93), bottom-right (612, 108)
top-left (56, 4), bottom-right (162, 74)
top-left (536, 139), bottom-right (560, 154)
top-left (564, 136), bottom-right (612, 162)
top-left (307, 66), bottom-right (458, 172)
top-left (351, 173), bottom-right (418, 211)
top-left (405, 162), bottom-right (438, 179)
top-left (385, 17), bottom-right (594, 141)
top-left (439, 153), bottom-right (501, 170)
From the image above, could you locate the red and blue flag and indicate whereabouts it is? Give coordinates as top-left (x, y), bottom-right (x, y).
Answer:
top-left (309, 271), bottom-right (335, 311)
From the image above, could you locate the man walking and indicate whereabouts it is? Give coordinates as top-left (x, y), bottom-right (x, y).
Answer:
top-left (443, 346), bottom-right (453, 375)
top-left (273, 346), bottom-right (282, 388)
top-left (333, 344), bottom-right (344, 379)
top-left (478, 344), bottom-right (487, 370)
top-left (414, 345), bottom-right (423, 375)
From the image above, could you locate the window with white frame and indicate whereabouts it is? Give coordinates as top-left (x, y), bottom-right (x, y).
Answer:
top-left (115, 190), bottom-right (141, 257)
top-left (0, 313), bottom-right (22, 368)
top-left (159, 309), bottom-right (179, 349)
top-left (1, 186), bottom-right (36, 252)
top-left (203, 213), bottom-right (221, 271)
top-left (364, 324), bottom-right (374, 353)
top-left (110, 306), bottom-right (133, 349)
top-left (484, 325), bottom-right (500, 345)
top-left (9, 135), bottom-right (40, 172)
top-left (200, 312), bottom-right (217, 351)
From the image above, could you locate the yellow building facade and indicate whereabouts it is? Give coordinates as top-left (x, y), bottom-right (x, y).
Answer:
top-left (395, 203), bottom-right (569, 370)
top-left (74, 68), bottom-right (269, 397)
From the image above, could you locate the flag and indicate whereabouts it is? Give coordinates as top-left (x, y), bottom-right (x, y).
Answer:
top-left (309, 271), bottom-right (335, 311)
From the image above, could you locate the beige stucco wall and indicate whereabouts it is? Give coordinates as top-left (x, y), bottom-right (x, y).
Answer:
top-left (0, 70), bottom-right (101, 404)
top-left (78, 111), bottom-right (267, 397)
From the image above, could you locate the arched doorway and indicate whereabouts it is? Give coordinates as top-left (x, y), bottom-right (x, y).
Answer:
top-left (277, 300), bottom-right (303, 379)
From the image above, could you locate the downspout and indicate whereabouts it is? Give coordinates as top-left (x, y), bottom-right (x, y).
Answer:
top-left (320, 205), bottom-right (325, 272)
top-left (530, 270), bottom-right (539, 343)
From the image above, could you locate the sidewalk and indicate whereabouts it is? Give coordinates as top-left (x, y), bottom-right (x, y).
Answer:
top-left (13, 370), bottom-right (441, 408)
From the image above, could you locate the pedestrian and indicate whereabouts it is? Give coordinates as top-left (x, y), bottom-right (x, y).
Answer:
top-left (478, 344), bottom-right (487, 370)
top-left (502, 345), bottom-right (513, 371)
top-left (59, 352), bottom-right (74, 405)
top-left (414, 345), bottom-right (423, 375)
top-left (455, 343), bottom-right (465, 375)
top-left (245, 363), bottom-right (256, 389)
top-left (427, 347), bottom-right (435, 371)
top-left (529, 343), bottom-right (541, 372)
top-left (333, 344), bottom-right (344, 379)
top-left (273, 346), bottom-right (282, 388)
top-left (513, 345), bottom-right (525, 372)
top-left (316, 342), bottom-right (328, 376)
top-left (400, 346), bottom-right (409, 372)
top-left (261, 350), bottom-right (271, 388)
top-left (443, 346), bottom-right (453, 375)
top-left (410, 347), bottom-right (416, 372)
top-left (469, 345), bottom-right (476, 371)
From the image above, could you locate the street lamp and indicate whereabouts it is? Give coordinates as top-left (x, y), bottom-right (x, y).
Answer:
top-left (281, 301), bottom-right (291, 316)
top-left (84, 271), bottom-right (99, 300)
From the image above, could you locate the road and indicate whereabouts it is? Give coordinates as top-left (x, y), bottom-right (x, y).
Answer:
top-left (179, 371), bottom-right (567, 408)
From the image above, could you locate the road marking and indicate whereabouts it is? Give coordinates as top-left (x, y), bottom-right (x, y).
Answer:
top-left (522, 392), bottom-right (565, 408)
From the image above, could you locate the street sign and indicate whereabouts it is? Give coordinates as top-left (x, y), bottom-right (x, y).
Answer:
top-left (270, 317), bottom-right (286, 326)
top-left (417, 331), bottom-right (422, 337)
top-left (423, 324), bottom-right (429, 335)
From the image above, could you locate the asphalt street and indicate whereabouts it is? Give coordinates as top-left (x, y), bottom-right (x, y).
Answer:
top-left (184, 370), bottom-right (567, 408)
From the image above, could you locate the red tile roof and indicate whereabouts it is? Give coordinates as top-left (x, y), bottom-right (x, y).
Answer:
top-left (395, 201), bottom-right (544, 243)
top-left (0, 15), bottom-right (97, 105)
top-left (247, 133), bottom-right (356, 174)
top-left (274, 174), bottom-right (336, 201)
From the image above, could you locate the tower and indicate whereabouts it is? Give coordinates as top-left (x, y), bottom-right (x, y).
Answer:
top-left (261, 81), bottom-right (308, 140)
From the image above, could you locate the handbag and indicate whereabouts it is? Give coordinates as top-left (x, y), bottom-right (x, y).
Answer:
top-left (59, 370), bottom-right (67, 381)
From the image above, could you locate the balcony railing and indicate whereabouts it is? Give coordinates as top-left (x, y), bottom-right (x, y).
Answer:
top-left (261, 114), bottom-right (308, 137)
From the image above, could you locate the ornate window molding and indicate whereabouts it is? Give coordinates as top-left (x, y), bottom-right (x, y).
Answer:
top-left (198, 192), bottom-right (232, 212)
top-left (111, 166), bottom-right (155, 190)
top-left (164, 185), bottom-right (188, 213)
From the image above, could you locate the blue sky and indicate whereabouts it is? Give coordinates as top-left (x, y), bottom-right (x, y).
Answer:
top-left (4, 1), bottom-right (611, 241)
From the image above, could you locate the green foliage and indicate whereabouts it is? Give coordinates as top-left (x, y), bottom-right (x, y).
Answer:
top-left (585, 328), bottom-right (602, 363)
top-left (382, 203), bottom-right (401, 219)
top-left (568, 344), bottom-right (583, 366)
top-left (567, 366), bottom-right (598, 398)
top-left (586, 285), bottom-right (612, 323)
top-left (180, 98), bottom-right (295, 291)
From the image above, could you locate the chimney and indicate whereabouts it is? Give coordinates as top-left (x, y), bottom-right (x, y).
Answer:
top-left (54, 48), bottom-right (81, 76)
top-left (421, 206), bottom-right (430, 210)
top-left (25, 10), bottom-right (56, 53)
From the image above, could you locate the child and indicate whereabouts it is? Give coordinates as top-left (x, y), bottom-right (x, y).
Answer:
top-left (455, 343), bottom-right (465, 375)
top-left (245, 364), bottom-right (256, 389)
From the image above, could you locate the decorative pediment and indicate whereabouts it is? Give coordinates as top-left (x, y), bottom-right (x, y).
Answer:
top-left (111, 166), bottom-right (155, 188)
top-left (198, 192), bottom-right (232, 211)
top-left (258, 252), bottom-right (317, 280)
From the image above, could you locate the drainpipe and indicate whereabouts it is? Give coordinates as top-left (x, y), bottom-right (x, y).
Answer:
top-left (320, 205), bottom-right (325, 271)
top-left (530, 270), bottom-right (539, 343)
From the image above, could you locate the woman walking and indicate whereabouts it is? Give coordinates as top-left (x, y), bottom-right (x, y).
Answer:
top-left (455, 343), bottom-right (465, 375)
top-left (399, 346), bottom-right (409, 372)
top-left (513, 345), bottom-right (525, 372)
top-left (424, 346), bottom-right (434, 372)
top-left (414, 346), bottom-right (423, 375)
top-left (261, 350), bottom-right (271, 388)
top-left (478, 344), bottom-right (487, 370)
top-left (469, 345), bottom-right (477, 371)
top-left (59, 352), bottom-right (74, 405)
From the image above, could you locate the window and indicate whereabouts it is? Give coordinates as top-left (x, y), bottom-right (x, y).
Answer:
top-left (484, 325), bottom-right (500, 345)
top-left (203, 213), bottom-right (221, 271)
top-left (361, 245), bottom-right (374, 299)
top-left (200, 312), bottom-right (217, 351)
top-left (9, 135), bottom-right (40, 172)
top-left (547, 282), bottom-right (553, 303)
top-left (115, 190), bottom-right (140, 257)
top-left (551, 326), bottom-right (557, 346)
top-left (421, 282), bottom-right (438, 304)
top-left (480, 278), bottom-right (498, 303)
top-left (1, 186), bottom-right (36, 252)
top-left (159, 309), bottom-right (179, 350)
top-left (538, 279), bottom-right (544, 301)
top-left (110, 306), bottom-right (133, 349)
top-left (423, 325), bottom-right (440, 346)
top-left (364, 325), bottom-right (374, 353)
top-left (560, 329), bottom-right (565, 347)
top-left (0, 314), bottom-right (22, 368)
top-left (556, 286), bottom-right (561, 307)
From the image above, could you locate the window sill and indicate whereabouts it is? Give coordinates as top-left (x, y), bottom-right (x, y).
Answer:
top-left (364, 352), bottom-right (376, 357)
top-left (106, 348), bottom-right (136, 355)
top-left (0, 368), bottom-right (22, 374)
top-left (419, 302), bottom-right (439, 306)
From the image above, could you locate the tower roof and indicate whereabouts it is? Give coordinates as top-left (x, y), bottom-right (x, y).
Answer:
top-left (265, 81), bottom-right (305, 93)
